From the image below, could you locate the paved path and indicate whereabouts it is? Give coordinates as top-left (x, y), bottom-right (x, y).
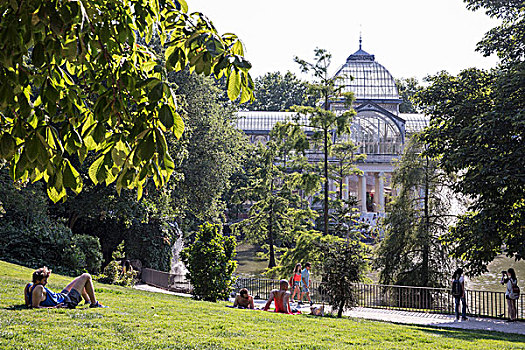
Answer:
top-left (134, 283), bottom-right (524, 336)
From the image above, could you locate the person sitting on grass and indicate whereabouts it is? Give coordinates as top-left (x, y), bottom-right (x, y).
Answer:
top-left (24, 266), bottom-right (106, 309)
top-left (263, 279), bottom-right (299, 314)
top-left (233, 288), bottom-right (255, 309)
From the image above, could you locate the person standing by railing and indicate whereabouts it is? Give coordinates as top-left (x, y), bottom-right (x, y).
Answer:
top-left (299, 262), bottom-right (313, 306)
top-left (452, 268), bottom-right (467, 321)
top-left (501, 268), bottom-right (519, 322)
top-left (290, 263), bottom-right (302, 303)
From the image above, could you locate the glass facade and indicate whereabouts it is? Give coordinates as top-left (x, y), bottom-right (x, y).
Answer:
top-left (236, 45), bottom-right (429, 156)
top-left (351, 111), bottom-right (403, 155)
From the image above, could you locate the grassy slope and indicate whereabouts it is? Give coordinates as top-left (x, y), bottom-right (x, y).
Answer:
top-left (1, 261), bottom-right (524, 350)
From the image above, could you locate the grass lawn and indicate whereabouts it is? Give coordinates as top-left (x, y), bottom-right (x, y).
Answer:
top-left (1, 261), bottom-right (525, 349)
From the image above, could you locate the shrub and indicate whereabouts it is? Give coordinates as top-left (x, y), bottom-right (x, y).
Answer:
top-left (181, 222), bottom-right (237, 302)
top-left (95, 260), bottom-right (137, 287)
top-left (0, 220), bottom-right (103, 275)
top-left (63, 235), bottom-right (103, 275)
top-left (125, 220), bottom-right (174, 271)
top-left (321, 240), bottom-right (369, 318)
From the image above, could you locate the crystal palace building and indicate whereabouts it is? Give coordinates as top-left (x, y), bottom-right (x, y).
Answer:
top-left (236, 42), bottom-right (429, 221)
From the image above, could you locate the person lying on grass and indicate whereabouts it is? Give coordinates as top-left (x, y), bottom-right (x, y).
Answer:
top-left (233, 288), bottom-right (255, 309)
top-left (263, 279), bottom-right (300, 314)
top-left (24, 266), bottom-right (106, 309)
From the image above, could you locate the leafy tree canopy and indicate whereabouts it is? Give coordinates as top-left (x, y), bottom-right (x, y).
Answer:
top-left (246, 71), bottom-right (316, 111)
top-left (0, 0), bottom-right (253, 202)
top-left (396, 77), bottom-right (422, 114)
top-left (417, 0), bottom-right (524, 274)
top-left (292, 48), bottom-right (356, 235)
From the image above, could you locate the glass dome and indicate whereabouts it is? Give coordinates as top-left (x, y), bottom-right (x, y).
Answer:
top-left (334, 46), bottom-right (399, 101)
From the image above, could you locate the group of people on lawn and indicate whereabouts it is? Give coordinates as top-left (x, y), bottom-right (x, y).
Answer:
top-left (24, 263), bottom-right (520, 322)
top-left (232, 262), bottom-right (313, 314)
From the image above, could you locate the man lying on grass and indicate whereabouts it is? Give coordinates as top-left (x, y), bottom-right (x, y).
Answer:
top-left (24, 266), bottom-right (106, 309)
top-left (263, 279), bottom-right (299, 314)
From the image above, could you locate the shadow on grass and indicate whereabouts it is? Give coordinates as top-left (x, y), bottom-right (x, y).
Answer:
top-left (3, 304), bottom-right (29, 311)
top-left (415, 325), bottom-right (525, 343)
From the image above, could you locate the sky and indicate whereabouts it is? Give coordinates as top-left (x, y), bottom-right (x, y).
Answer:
top-left (189, 0), bottom-right (501, 81)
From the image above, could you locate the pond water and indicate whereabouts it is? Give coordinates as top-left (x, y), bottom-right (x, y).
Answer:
top-left (468, 255), bottom-right (525, 292)
top-left (368, 254), bottom-right (525, 292)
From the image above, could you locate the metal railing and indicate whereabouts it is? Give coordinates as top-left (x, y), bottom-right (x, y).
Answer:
top-left (234, 278), bottom-right (523, 320)
top-left (140, 270), bottom-right (523, 320)
top-left (141, 268), bottom-right (191, 293)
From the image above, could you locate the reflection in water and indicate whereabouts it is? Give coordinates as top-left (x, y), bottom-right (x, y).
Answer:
top-left (468, 255), bottom-right (525, 292)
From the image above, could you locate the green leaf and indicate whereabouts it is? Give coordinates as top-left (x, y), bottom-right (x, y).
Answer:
top-left (25, 136), bottom-right (41, 163)
top-left (173, 0), bottom-right (188, 12)
top-left (136, 133), bottom-right (156, 162)
top-left (149, 81), bottom-right (164, 101)
top-left (0, 133), bottom-right (16, 160)
top-left (92, 123), bottom-right (106, 144)
top-left (227, 68), bottom-right (240, 101)
top-left (32, 42), bottom-right (45, 67)
top-left (63, 159), bottom-right (82, 193)
top-left (158, 104), bottom-right (174, 129)
top-left (88, 155), bottom-right (105, 184)
top-left (111, 142), bottom-right (127, 168)
top-left (172, 111), bottom-right (184, 139)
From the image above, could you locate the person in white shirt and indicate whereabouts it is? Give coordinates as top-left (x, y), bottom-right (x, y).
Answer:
top-left (501, 268), bottom-right (518, 322)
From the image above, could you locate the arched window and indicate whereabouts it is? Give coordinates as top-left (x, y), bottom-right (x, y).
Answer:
top-left (351, 111), bottom-right (403, 155)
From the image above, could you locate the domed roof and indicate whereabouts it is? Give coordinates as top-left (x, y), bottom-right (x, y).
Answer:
top-left (334, 41), bottom-right (399, 101)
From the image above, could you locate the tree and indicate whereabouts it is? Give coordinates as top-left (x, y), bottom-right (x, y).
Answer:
top-left (269, 230), bottom-right (340, 279)
top-left (322, 239), bottom-right (369, 318)
top-left (233, 125), bottom-right (318, 268)
top-left (395, 77), bottom-right (422, 114)
top-left (292, 49), bottom-right (355, 235)
top-left (180, 222), bottom-right (236, 302)
top-left (329, 141), bottom-right (365, 201)
top-left (0, 164), bottom-right (102, 274)
top-left (246, 71), bottom-right (316, 111)
top-left (416, 0), bottom-right (524, 274)
top-left (375, 136), bottom-right (453, 287)
top-left (169, 70), bottom-right (249, 231)
top-left (0, 0), bottom-right (253, 202)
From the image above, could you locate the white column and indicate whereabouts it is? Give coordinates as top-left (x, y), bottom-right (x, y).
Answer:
top-left (374, 173), bottom-right (380, 212)
top-left (358, 173), bottom-right (367, 213)
top-left (378, 172), bottom-right (385, 213)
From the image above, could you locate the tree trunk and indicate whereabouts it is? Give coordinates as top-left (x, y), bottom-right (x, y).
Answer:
top-left (268, 183), bottom-right (276, 268)
top-left (337, 299), bottom-right (345, 318)
top-left (421, 156), bottom-right (430, 287)
top-left (324, 128), bottom-right (329, 236)
top-left (339, 166), bottom-right (343, 201)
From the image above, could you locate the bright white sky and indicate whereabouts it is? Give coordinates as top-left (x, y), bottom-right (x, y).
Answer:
top-left (189, 0), bottom-right (500, 81)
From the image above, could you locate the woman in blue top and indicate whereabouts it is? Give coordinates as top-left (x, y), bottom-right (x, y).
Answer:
top-left (24, 266), bottom-right (106, 309)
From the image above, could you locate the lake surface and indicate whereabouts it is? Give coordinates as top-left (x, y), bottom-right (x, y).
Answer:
top-left (367, 254), bottom-right (524, 292)
top-left (468, 255), bottom-right (525, 292)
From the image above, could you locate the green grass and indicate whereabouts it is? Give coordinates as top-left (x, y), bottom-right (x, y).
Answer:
top-left (1, 261), bottom-right (525, 349)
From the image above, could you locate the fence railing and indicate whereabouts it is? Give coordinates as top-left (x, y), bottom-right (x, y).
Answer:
top-left (141, 268), bottom-right (191, 293)
top-left (234, 277), bottom-right (523, 320)
top-left (140, 271), bottom-right (522, 320)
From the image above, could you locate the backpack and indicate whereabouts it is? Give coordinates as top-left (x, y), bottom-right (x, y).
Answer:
top-left (510, 279), bottom-right (520, 300)
top-left (451, 279), bottom-right (462, 297)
